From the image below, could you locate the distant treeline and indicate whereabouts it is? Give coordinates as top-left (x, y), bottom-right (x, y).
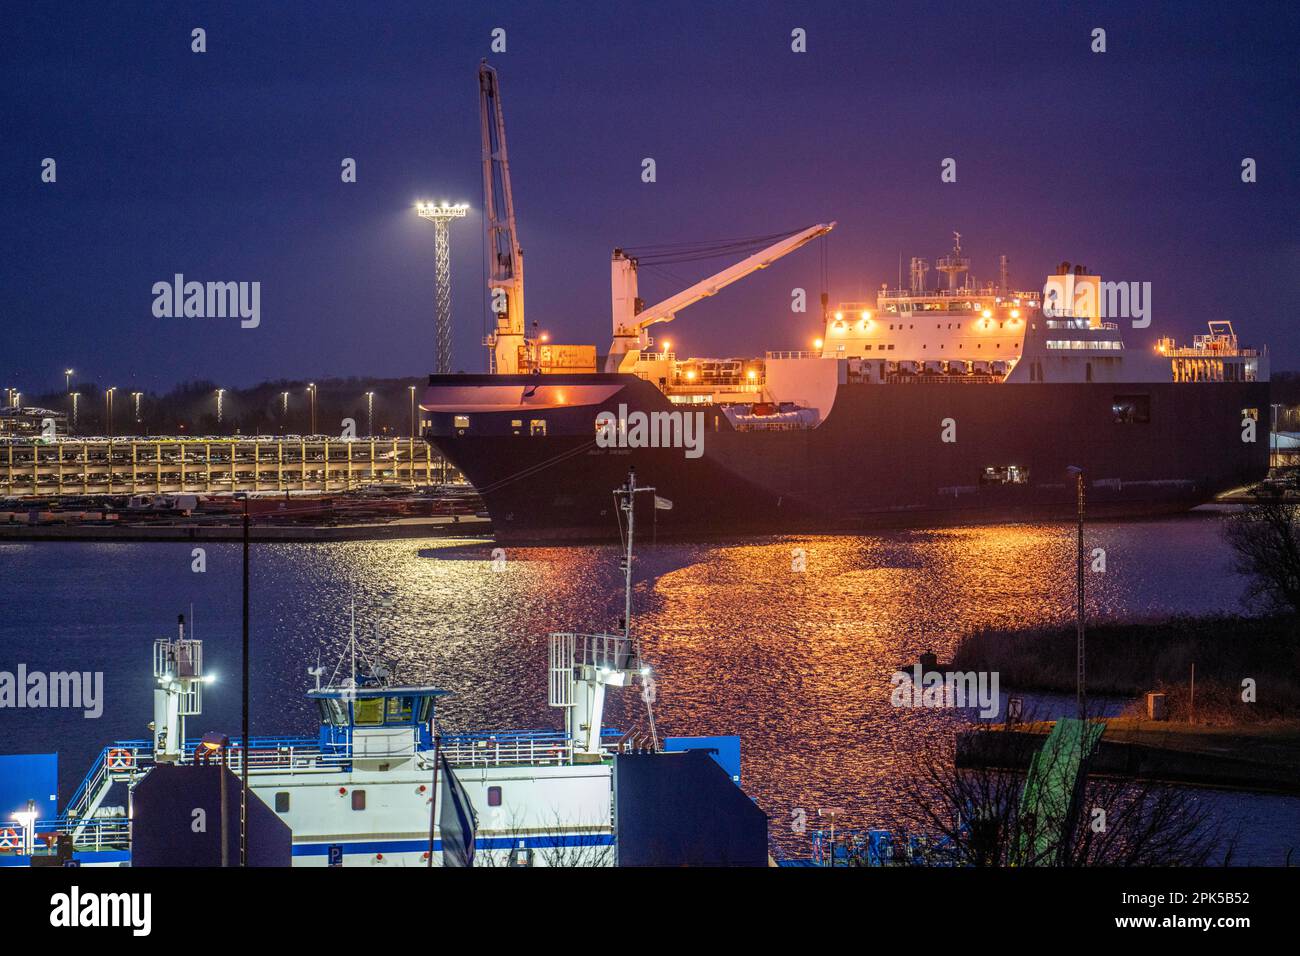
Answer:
top-left (27, 368), bottom-right (1300, 437)
top-left (30, 376), bottom-right (429, 438)
top-left (953, 614), bottom-right (1300, 722)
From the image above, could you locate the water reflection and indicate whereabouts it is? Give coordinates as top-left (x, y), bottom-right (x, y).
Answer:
top-left (2, 514), bottom-right (1293, 861)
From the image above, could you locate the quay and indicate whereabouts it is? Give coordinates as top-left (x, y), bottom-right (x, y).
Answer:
top-left (0, 436), bottom-right (448, 497)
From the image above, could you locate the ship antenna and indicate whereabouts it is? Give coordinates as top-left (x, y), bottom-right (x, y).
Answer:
top-left (616, 468), bottom-right (660, 749)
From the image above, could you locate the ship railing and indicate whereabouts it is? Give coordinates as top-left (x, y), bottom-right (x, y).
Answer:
top-left (27, 817), bottom-right (132, 852)
top-left (438, 728), bottom-right (624, 768)
top-left (765, 350), bottom-right (823, 360)
top-left (66, 736), bottom-right (349, 822)
top-left (883, 374), bottom-right (1003, 385)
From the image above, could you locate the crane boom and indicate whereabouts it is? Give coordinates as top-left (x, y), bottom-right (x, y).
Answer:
top-left (606, 222), bottom-right (836, 371)
top-left (479, 60), bottom-right (526, 374)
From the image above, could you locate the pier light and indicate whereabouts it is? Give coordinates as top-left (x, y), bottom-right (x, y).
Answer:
top-left (814, 338), bottom-right (824, 349)
top-left (982, 309), bottom-right (992, 319)
top-left (1010, 309), bottom-right (1020, 319)
top-left (539, 332), bottom-right (549, 343)
top-left (661, 340), bottom-right (671, 354)
top-left (860, 310), bottom-right (871, 321)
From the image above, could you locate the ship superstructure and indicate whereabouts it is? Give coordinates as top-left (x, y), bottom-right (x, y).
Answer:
top-left (413, 62), bottom-right (1270, 542)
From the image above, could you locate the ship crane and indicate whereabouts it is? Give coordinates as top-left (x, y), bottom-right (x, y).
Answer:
top-left (478, 60), bottom-right (526, 375)
top-left (605, 221), bottom-right (836, 372)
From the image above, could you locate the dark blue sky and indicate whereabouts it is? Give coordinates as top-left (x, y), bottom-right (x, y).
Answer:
top-left (3, 0), bottom-right (1298, 394)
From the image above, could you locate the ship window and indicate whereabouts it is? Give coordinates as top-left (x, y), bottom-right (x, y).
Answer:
top-left (316, 698), bottom-right (347, 726)
top-left (487, 786), bottom-right (503, 807)
top-left (1112, 395), bottom-right (1150, 424)
top-left (351, 790), bottom-right (366, 811)
top-left (386, 696), bottom-right (414, 723)
top-left (353, 697), bottom-right (384, 726)
top-left (453, 415), bottom-right (470, 430)
top-left (417, 697), bottom-right (435, 723)
top-left (274, 792), bottom-right (290, 813)
top-left (981, 465), bottom-right (1030, 485)
top-left (530, 419), bottom-right (547, 436)
top-left (510, 419), bottom-right (522, 428)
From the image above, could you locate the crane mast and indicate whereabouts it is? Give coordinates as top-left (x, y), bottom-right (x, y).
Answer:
top-left (605, 222), bottom-right (836, 372)
top-left (479, 60), bottom-right (526, 374)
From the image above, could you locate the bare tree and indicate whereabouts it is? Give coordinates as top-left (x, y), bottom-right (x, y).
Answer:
top-left (897, 723), bottom-right (1227, 867)
top-left (1223, 500), bottom-right (1300, 615)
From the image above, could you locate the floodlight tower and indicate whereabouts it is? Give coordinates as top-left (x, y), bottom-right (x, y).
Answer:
top-left (416, 201), bottom-right (469, 374)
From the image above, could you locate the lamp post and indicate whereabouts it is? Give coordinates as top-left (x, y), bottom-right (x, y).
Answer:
top-left (307, 383), bottom-right (316, 435)
top-left (106, 387), bottom-right (116, 437)
top-left (70, 392), bottom-right (80, 433)
top-left (64, 368), bottom-right (74, 394)
top-left (215, 388), bottom-right (226, 428)
top-left (408, 385), bottom-right (416, 443)
top-left (132, 391), bottom-right (143, 432)
top-left (1067, 465), bottom-right (1086, 721)
top-left (365, 391), bottom-right (374, 437)
top-left (416, 201), bottom-right (470, 374)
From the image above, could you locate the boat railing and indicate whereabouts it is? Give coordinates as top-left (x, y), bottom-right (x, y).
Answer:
top-left (66, 736), bottom-right (350, 824)
top-left (438, 728), bottom-right (624, 768)
top-left (765, 350), bottom-right (824, 360)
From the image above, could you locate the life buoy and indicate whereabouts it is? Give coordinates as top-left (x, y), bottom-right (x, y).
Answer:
top-left (0, 828), bottom-right (19, 850)
top-left (106, 748), bottom-right (134, 771)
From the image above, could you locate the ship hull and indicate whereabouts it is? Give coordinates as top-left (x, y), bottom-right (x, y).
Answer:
top-left (423, 374), bottom-right (1269, 542)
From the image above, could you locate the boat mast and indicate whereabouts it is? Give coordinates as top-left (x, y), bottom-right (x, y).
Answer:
top-left (617, 468), bottom-right (659, 748)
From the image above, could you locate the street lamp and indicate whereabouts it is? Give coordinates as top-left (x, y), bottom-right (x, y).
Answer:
top-left (106, 387), bottom-right (116, 437)
top-left (64, 368), bottom-right (74, 393)
top-left (132, 391), bottom-right (143, 429)
top-left (408, 385), bottom-right (417, 443)
top-left (365, 391), bottom-right (374, 437)
top-left (307, 383), bottom-right (316, 435)
top-left (1067, 465), bottom-right (1086, 721)
top-left (216, 388), bottom-right (226, 427)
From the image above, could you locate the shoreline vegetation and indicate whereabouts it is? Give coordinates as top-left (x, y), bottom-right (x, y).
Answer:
top-left (953, 613), bottom-right (1300, 723)
top-left (953, 614), bottom-right (1300, 794)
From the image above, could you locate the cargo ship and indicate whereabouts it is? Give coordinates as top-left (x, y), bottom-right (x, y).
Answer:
top-left (419, 64), bottom-right (1270, 542)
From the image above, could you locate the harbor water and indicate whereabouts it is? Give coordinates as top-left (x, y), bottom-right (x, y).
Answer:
top-left (1, 511), bottom-right (1296, 863)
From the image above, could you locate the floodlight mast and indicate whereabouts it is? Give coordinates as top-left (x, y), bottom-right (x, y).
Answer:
top-left (416, 201), bottom-right (469, 375)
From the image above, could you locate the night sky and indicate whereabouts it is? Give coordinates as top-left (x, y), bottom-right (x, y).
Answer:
top-left (3, 0), bottom-right (1298, 394)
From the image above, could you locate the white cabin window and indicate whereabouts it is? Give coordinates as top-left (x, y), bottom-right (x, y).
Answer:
top-left (488, 786), bottom-right (503, 807)
top-left (351, 790), bottom-right (366, 811)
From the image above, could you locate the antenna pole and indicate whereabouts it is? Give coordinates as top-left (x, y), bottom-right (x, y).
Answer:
top-left (616, 468), bottom-right (659, 749)
top-left (240, 494), bottom-right (249, 868)
top-left (623, 470), bottom-right (635, 640)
